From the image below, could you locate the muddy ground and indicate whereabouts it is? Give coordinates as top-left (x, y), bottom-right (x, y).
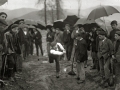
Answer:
top-left (0, 31), bottom-right (116, 90)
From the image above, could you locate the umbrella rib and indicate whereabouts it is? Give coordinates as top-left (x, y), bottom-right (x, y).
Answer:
top-left (103, 6), bottom-right (109, 17)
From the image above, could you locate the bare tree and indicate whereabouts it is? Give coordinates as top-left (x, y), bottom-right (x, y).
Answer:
top-left (37, 0), bottom-right (47, 25)
top-left (77, 0), bottom-right (82, 17)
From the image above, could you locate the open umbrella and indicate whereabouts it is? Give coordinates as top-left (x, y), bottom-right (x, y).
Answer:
top-left (87, 5), bottom-right (120, 32)
top-left (25, 19), bottom-right (37, 25)
top-left (87, 5), bottom-right (119, 20)
top-left (64, 15), bottom-right (79, 26)
top-left (74, 18), bottom-right (95, 26)
top-left (53, 21), bottom-right (64, 31)
top-left (37, 23), bottom-right (46, 30)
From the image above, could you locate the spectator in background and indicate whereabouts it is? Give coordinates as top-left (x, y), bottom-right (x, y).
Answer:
top-left (89, 26), bottom-right (98, 69)
top-left (63, 24), bottom-right (73, 61)
top-left (46, 25), bottom-right (55, 62)
top-left (97, 31), bottom-right (114, 87)
top-left (113, 31), bottom-right (120, 89)
top-left (75, 32), bottom-right (87, 84)
top-left (0, 12), bottom-right (7, 20)
top-left (109, 20), bottom-right (120, 43)
top-left (33, 27), bottom-right (43, 56)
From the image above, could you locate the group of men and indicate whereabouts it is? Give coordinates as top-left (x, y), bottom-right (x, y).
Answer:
top-left (0, 10), bottom-right (119, 89)
top-left (46, 19), bottom-right (120, 89)
top-left (0, 12), bottom-right (44, 84)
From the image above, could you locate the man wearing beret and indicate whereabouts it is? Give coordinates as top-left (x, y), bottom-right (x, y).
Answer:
top-left (1, 24), bottom-right (21, 81)
top-left (97, 31), bottom-right (114, 87)
top-left (109, 20), bottom-right (120, 43)
top-left (113, 31), bottom-right (120, 89)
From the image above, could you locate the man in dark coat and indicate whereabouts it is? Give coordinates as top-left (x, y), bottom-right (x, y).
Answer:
top-left (89, 26), bottom-right (98, 69)
top-left (63, 24), bottom-right (73, 61)
top-left (1, 24), bottom-right (21, 81)
top-left (75, 32), bottom-right (87, 84)
top-left (113, 31), bottom-right (120, 89)
top-left (33, 28), bottom-right (43, 56)
top-left (0, 15), bottom-right (8, 84)
top-left (46, 25), bottom-right (55, 57)
top-left (109, 20), bottom-right (120, 42)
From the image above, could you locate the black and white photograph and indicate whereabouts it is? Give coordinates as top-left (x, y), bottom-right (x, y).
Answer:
top-left (0, 0), bottom-right (120, 90)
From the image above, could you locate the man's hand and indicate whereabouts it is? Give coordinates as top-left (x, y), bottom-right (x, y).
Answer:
top-left (112, 55), bottom-right (115, 59)
top-left (63, 50), bottom-right (66, 54)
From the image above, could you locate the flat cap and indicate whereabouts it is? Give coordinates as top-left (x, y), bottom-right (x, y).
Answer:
top-left (98, 31), bottom-right (106, 35)
top-left (11, 24), bottom-right (18, 29)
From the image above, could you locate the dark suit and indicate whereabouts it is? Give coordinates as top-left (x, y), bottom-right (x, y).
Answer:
top-left (34, 31), bottom-right (43, 56)
top-left (63, 30), bottom-right (73, 61)
top-left (75, 37), bottom-right (87, 62)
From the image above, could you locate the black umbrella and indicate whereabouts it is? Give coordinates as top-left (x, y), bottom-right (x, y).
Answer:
top-left (4, 23), bottom-right (14, 33)
top-left (14, 19), bottom-right (24, 24)
top-left (64, 15), bottom-right (79, 26)
top-left (53, 21), bottom-right (64, 31)
top-left (37, 23), bottom-right (46, 30)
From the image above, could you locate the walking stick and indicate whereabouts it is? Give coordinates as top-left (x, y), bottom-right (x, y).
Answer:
top-left (68, 44), bottom-right (76, 75)
top-left (2, 54), bottom-right (7, 78)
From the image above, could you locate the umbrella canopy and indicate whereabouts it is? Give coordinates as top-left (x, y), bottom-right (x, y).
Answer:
top-left (0, 0), bottom-right (7, 6)
top-left (25, 19), bottom-right (37, 25)
top-left (14, 19), bottom-right (24, 24)
top-left (87, 5), bottom-right (120, 20)
top-left (74, 18), bottom-right (95, 26)
top-left (37, 23), bottom-right (46, 30)
top-left (64, 15), bottom-right (79, 26)
top-left (53, 21), bottom-right (64, 31)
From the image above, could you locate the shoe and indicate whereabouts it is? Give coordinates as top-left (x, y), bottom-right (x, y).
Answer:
top-left (104, 82), bottom-right (109, 88)
top-left (56, 72), bottom-right (59, 78)
top-left (90, 66), bottom-right (96, 70)
top-left (9, 77), bottom-right (14, 82)
top-left (84, 65), bottom-right (87, 68)
top-left (76, 77), bottom-right (80, 80)
top-left (77, 80), bottom-right (85, 84)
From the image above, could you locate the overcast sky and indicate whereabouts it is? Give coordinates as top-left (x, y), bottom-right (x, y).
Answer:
top-left (0, 0), bottom-right (120, 10)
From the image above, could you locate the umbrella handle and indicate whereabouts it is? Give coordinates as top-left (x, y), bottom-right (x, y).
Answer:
top-left (103, 17), bottom-right (108, 35)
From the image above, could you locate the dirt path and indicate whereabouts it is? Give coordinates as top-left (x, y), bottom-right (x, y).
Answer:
top-left (1, 31), bottom-right (116, 90)
top-left (2, 54), bottom-right (115, 90)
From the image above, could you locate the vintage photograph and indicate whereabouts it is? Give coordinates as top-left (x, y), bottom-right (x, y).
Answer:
top-left (0, 0), bottom-right (120, 90)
